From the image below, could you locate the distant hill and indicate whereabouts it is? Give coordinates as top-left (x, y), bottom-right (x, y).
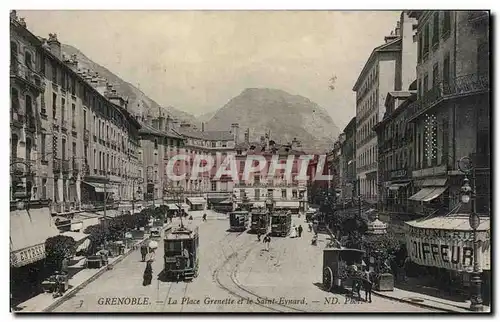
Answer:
top-left (205, 88), bottom-right (340, 152)
top-left (61, 44), bottom-right (198, 123)
top-left (197, 111), bottom-right (217, 123)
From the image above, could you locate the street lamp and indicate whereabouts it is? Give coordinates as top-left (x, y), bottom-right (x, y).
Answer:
top-left (458, 156), bottom-right (483, 312)
top-left (132, 177), bottom-right (144, 215)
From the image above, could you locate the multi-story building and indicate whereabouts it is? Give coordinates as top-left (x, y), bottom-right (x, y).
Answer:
top-left (402, 11), bottom-right (490, 303)
top-left (405, 10), bottom-right (490, 216)
top-left (340, 117), bottom-right (357, 201)
top-left (353, 12), bottom-right (418, 204)
top-left (374, 90), bottom-right (416, 239)
top-left (233, 135), bottom-right (308, 213)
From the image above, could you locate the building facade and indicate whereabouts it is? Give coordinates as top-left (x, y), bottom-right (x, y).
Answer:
top-left (406, 10), bottom-right (490, 216)
top-left (233, 135), bottom-right (308, 213)
top-left (340, 117), bottom-right (357, 201)
top-left (353, 12), bottom-right (418, 204)
top-left (374, 91), bottom-right (416, 239)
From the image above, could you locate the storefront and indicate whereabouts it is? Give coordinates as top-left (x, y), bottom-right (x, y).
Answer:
top-left (187, 197), bottom-right (207, 211)
top-left (274, 201), bottom-right (300, 214)
top-left (10, 206), bottom-right (60, 306)
top-left (405, 215), bottom-right (491, 303)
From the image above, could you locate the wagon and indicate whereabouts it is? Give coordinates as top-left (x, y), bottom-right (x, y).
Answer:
top-left (322, 247), bottom-right (365, 292)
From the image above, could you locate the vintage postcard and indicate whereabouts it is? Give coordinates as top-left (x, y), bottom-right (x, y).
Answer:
top-left (9, 9), bottom-right (491, 313)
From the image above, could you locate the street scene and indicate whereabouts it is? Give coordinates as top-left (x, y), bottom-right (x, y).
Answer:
top-left (10, 10), bottom-right (490, 314)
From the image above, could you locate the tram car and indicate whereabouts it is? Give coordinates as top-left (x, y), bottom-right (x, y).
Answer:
top-left (163, 225), bottom-right (199, 281)
top-left (305, 208), bottom-right (317, 223)
top-left (270, 211), bottom-right (292, 237)
top-left (250, 209), bottom-right (270, 234)
top-left (229, 211), bottom-right (250, 232)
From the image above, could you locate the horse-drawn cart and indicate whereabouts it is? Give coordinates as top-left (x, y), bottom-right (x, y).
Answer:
top-left (322, 247), bottom-right (365, 292)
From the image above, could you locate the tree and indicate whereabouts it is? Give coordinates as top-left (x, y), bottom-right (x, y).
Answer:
top-left (362, 233), bottom-right (402, 272)
top-left (45, 235), bottom-right (76, 272)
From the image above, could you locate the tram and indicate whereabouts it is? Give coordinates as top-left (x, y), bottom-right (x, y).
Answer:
top-left (250, 209), bottom-right (270, 234)
top-left (270, 211), bottom-right (292, 237)
top-left (229, 210), bottom-right (250, 232)
top-left (163, 224), bottom-right (199, 281)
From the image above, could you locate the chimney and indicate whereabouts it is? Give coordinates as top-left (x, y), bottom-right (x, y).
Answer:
top-left (201, 122), bottom-right (205, 132)
top-left (166, 115), bottom-right (172, 132)
top-left (47, 33), bottom-right (61, 59)
top-left (158, 113), bottom-right (165, 132)
top-left (244, 128), bottom-right (250, 143)
top-left (230, 123), bottom-right (240, 144)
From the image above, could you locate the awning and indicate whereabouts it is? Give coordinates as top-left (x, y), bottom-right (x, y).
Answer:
top-left (61, 231), bottom-right (89, 243)
top-left (167, 204), bottom-right (179, 210)
top-left (421, 187), bottom-right (448, 202)
top-left (408, 188), bottom-right (436, 201)
top-left (422, 178), bottom-right (447, 187)
top-left (83, 181), bottom-right (118, 194)
top-left (10, 208), bottom-right (60, 267)
top-left (274, 201), bottom-right (300, 208)
top-left (388, 182), bottom-right (411, 191)
top-left (187, 197), bottom-right (206, 205)
top-left (220, 199), bottom-right (233, 205)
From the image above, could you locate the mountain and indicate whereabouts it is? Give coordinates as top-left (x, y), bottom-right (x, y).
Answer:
top-left (61, 44), bottom-right (198, 123)
top-left (205, 88), bottom-right (340, 152)
top-left (197, 111), bottom-right (217, 123)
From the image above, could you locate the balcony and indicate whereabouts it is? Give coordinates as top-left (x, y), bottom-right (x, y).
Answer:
top-left (10, 62), bottom-right (44, 92)
top-left (10, 111), bottom-right (25, 128)
top-left (61, 120), bottom-right (68, 132)
top-left (84, 129), bottom-right (90, 142)
top-left (408, 73), bottom-right (490, 121)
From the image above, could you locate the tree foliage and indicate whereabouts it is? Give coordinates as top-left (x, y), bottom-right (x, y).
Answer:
top-left (45, 235), bottom-right (76, 271)
top-left (362, 232), bottom-right (403, 272)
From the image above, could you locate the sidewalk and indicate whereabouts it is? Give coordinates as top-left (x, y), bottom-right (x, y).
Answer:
top-left (14, 236), bottom-right (149, 313)
top-left (373, 287), bottom-right (491, 313)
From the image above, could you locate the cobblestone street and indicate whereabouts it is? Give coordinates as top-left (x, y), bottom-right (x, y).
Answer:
top-left (54, 214), bottom-right (436, 312)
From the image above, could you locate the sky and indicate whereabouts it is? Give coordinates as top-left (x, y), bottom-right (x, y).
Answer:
top-left (19, 10), bottom-right (401, 130)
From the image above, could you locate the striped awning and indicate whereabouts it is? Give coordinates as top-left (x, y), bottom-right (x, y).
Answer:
top-left (83, 181), bottom-right (118, 194)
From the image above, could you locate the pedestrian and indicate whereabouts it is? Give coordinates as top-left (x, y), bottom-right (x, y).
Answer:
top-left (263, 234), bottom-right (271, 251)
top-left (298, 225), bottom-right (303, 237)
top-left (308, 223), bottom-right (312, 232)
top-left (202, 213), bottom-right (207, 222)
top-left (290, 225), bottom-right (297, 238)
top-left (143, 261), bottom-right (153, 286)
top-left (140, 244), bottom-right (148, 262)
top-left (257, 231), bottom-right (262, 242)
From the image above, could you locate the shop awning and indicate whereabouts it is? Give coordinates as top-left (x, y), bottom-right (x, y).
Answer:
top-left (167, 204), bottom-right (179, 210)
top-left (388, 182), bottom-right (410, 191)
top-left (421, 186), bottom-right (448, 202)
top-left (83, 181), bottom-right (118, 194)
top-left (61, 231), bottom-right (89, 243)
top-left (422, 178), bottom-right (447, 187)
top-left (187, 197), bottom-right (206, 205)
top-left (274, 201), bottom-right (300, 208)
top-left (408, 188), bottom-right (435, 201)
top-left (10, 208), bottom-right (60, 267)
top-left (220, 199), bottom-right (233, 204)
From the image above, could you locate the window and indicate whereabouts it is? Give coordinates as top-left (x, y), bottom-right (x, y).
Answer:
top-left (423, 75), bottom-right (429, 94)
top-left (61, 138), bottom-right (66, 161)
top-left (442, 11), bottom-right (451, 36)
top-left (292, 190), bottom-right (298, 199)
top-left (41, 133), bottom-right (46, 160)
top-left (443, 54), bottom-right (450, 87)
top-left (211, 142), bottom-right (216, 148)
top-left (423, 24), bottom-right (430, 57)
top-left (240, 189), bottom-right (245, 199)
top-left (154, 139), bottom-right (158, 150)
top-left (25, 51), bottom-right (33, 70)
top-left (84, 145), bottom-right (88, 163)
top-left (267, 189), bottom-right (273, 198)
top-left (72, 104), bottom-right (76, 127)
top-left (52, 64), bottom-right (57, 84)
top-left (255, 189), bottom-right (260, 200)
top-left (432, 63), bottom-right (439, 88)
top-left (71, 77), bottom-right (76, 95)
top-left (418, 32), bottom-right (422, 62)
top-left (11, 88), bottom-right (19, 111)
top-left (72, 142), bottom-right (76, 156)
top-left (211, 181), bottom-right (216, 191)
top-left (61, 98), bottom-right (65, 122)
top-left (52, 93), bottom-right (57, 119)
top-left (83, 110), bottom-right (87, 130)
top-left (42, 178), bottom-right (47, 199)
top-left (222, 142), bottom-right (227, 147)
top-left (281, 189), bottom-right (287, 199)
top-left (254, 175), bottom-right (260, 185)
top-left (432, 12), bottom-right (439, 47)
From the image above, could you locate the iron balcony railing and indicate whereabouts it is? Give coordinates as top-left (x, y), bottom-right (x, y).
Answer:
top-left (408, 73), bottom-right (489, 119)
top-left (10, 62), bottom-right (44, 91)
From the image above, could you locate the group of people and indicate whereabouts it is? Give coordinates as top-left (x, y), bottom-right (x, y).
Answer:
top-left (290, 224), bottom-right (303, 238)
top-left (141, 242), bottom-right (156, 286)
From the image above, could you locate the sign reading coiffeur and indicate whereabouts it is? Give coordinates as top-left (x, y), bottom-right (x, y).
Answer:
top-left (10, 243), bottom-right (46, 267)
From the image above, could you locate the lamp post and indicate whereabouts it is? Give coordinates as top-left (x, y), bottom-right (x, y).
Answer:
top-left (132, 177), bottom-right (144, 215)
top-left (458, 156), bottom-right (483, 312)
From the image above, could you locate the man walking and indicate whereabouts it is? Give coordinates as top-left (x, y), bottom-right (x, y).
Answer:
top-left (297, 225), bottom-right (303, 237)
top-left (140, 243), bottom-right (148, 262)
top-left (202, 213), bottom-right (207, 222)
top-left (263, 234), bottom-right (271, 251)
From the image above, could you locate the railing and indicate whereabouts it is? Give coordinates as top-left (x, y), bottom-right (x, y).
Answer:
top-left (10, 62), bottom-right (44, 90)
top-left (408, 73), bottom-right (489, 119)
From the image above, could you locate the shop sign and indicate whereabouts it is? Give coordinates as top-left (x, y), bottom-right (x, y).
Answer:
top-left (406, 235), bottom-right (490, 271)
top-left (390, 169), bottom-right (407, 179)
top-left (10, 243), bottom-right (46, 268)
top-left (406, 226), bottom-right (490, 241)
